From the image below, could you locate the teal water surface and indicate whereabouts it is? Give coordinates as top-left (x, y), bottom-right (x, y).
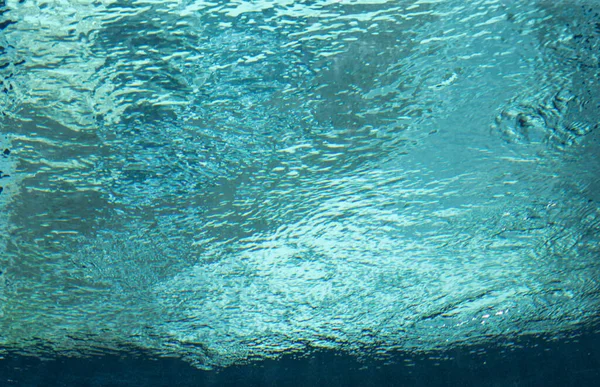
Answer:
top-left (0, 0), bottom-right (599, 369)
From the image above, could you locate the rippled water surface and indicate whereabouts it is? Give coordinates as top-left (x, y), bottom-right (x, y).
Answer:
top-left (1, 0), bottom-right (599, 368)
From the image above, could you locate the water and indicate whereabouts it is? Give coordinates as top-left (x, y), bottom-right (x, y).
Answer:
top-left (0, 0), bottom-right (599, 376)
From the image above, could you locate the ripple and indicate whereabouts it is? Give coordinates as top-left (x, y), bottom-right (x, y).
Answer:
top-left (0, 0), bottom-right (599, 369)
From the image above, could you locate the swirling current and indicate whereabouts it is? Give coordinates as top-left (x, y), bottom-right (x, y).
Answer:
top-left (0, 0), bottom-right (599, 370)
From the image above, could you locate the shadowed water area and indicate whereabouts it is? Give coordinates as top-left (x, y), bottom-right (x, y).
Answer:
top-left (0, 0), bottom-right (599, 371)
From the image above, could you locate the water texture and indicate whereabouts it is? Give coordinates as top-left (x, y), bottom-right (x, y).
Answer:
top-left (0, 0), bottom-right (599, 368)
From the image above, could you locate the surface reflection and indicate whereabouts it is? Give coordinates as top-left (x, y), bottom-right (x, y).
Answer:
top-left (0, 0), bottom-right (598, 368)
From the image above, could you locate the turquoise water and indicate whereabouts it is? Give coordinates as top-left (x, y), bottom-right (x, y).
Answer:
top-left (0, 0), bottom-right (599, 369)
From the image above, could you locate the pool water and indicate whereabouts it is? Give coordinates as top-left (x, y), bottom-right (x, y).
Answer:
top-left (0, 0), bottom-right (599, 381)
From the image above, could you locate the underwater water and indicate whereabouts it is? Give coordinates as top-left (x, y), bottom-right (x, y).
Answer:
top-left (1, 0), bottom-right (599, 378)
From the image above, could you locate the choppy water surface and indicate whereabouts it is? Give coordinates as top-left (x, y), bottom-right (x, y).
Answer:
top-left (0, 0), bottom-right (599, 368)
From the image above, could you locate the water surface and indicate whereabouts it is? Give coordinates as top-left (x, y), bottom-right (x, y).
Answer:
top-left (0, 0), bottom-right (599, 369)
